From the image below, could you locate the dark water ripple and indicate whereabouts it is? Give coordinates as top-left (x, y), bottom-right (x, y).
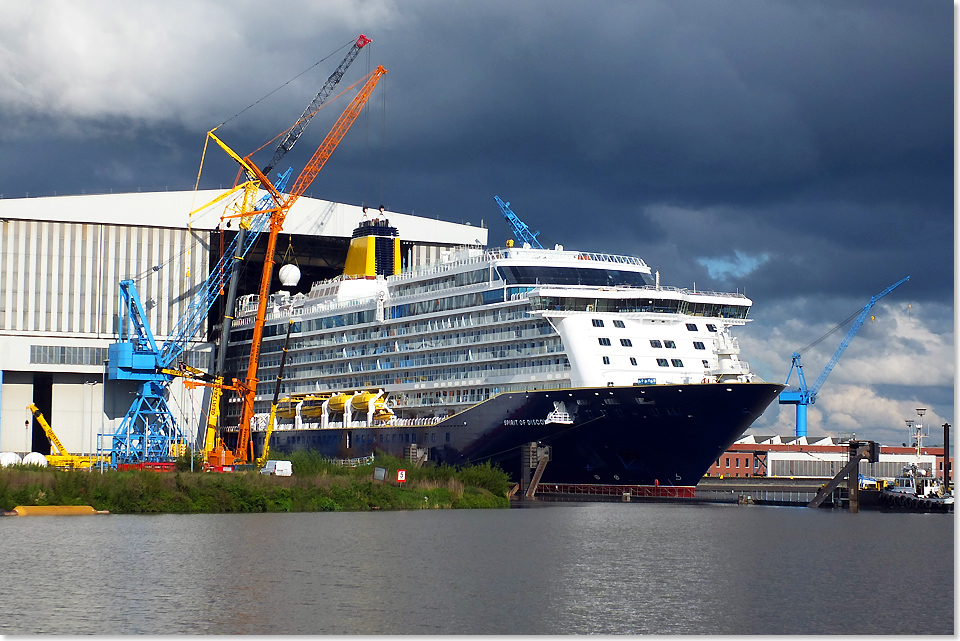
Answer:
top-left (0, 503), bottom-right (952, 634)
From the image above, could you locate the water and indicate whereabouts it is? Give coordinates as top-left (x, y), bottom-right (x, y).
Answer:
top-left (0, 503), bottom-right (953, 635)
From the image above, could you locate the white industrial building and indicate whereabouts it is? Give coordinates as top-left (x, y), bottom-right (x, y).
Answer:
top-left (0, 190), bottom-right (487, 457)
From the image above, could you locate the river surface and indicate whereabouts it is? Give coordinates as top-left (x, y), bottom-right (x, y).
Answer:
top-left (0, 502), bottom-right (953, 635)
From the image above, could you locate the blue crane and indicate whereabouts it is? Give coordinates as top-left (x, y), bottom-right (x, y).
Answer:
top-left (102, 171), bottom-right (292, 466)
top-left (778, 276), bottom-right (909, 438)
top-left (495, 195), bottom-right (543, 249)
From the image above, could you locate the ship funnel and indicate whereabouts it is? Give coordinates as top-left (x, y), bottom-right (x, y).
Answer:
top-left (343, 217), bottom-right (401, 278)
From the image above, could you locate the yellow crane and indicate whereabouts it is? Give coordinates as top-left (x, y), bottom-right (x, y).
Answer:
top-left (27, 404), bottom-right (102, 469)
top-left (256, 319), bottom-right (295, 469)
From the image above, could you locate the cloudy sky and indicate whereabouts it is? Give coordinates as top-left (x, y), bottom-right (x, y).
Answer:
top-left (0, 0), bottom-right (953, 447)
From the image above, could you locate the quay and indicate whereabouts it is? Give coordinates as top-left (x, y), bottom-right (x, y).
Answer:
top-left (517, 477), bottom-right (877, 509)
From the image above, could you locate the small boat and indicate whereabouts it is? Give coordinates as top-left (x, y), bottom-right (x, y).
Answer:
top-left (880, 464), bottom-right (953, 511)
top-left (879, 421), bottom-right (953, 511)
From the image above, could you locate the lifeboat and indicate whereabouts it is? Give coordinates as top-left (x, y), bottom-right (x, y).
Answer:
top-left (298, 395), bottom-right (332, 419)
top-left (326, 393), bottom-right (352, 414)
top-left (351, 390), bottom-right (380, 410)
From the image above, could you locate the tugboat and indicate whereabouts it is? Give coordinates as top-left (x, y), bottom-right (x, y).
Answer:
top-left (880, 418), bottom-right (953, 512)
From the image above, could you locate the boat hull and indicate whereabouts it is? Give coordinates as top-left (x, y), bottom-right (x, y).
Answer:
top-left (251, 382), bottom-right (784, 486)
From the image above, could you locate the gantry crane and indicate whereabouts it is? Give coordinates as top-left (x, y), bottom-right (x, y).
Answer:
top-left (227, 65), bottom-right (387, 463)
top-left (779, 276), bottom-right (909, 437)
top-left (494, 196), bottom-right (543, 249)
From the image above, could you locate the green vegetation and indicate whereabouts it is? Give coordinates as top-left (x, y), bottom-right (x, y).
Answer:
top-left (0, 453), bottom-right (512, 514)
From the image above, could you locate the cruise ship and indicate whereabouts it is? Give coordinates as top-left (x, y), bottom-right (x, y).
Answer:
top-left (224, 217), bottom-right (783, 487)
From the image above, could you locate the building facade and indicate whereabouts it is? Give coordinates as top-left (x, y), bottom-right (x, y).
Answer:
top-left (706, 434), bottom-right (953, 481)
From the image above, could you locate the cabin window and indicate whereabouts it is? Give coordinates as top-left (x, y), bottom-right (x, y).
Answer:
top-left (613, 320), bottom-right (625, 328)
top-left (706, 324), bottom-right (717, 332)
top-left (620, 339), bottom-right (633, 347)
top-left (693, 341), bottom-right (706, 350)
top-left (629, 357), bottom-right (637, 366)
top-left (664, 340), bottom-right (676, 348)
top-left (657, 358), bottom-right (669, 367)
top-left (702, 360), bottom-right (710, 368)
top-left (671, 359), bottom-right (684, 367)
top-left (598, 338), bottom-right (611, 346)
top-left (650, 340), bottom-right (663, 348)
top-left (346, 432), bottom-right (352, 448)
top-left (686, 323), bottom-right (698, 331)
top-left (592, 319), bottom-right (605, 327)
top-left (602, 356), bottom-right (610, 365)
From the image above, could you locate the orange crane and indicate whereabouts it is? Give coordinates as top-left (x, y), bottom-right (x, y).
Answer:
top-left (216, 65), bottom-right (387, 463)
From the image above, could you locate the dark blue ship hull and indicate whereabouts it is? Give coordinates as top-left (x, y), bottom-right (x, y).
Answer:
top-left (252, 382), bottom-right (784, 486)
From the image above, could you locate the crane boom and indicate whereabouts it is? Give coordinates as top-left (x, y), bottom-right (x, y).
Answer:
top-left (233, 65), bottom-right (387, 462)
top-left (261, 34), bottom-right (371, 176)
top-left (208, 38), bottom-right (371, 440)
top-left (494, 196), bottom-right (543, 249)
top-left (779, 276), bottom-right (909, 437)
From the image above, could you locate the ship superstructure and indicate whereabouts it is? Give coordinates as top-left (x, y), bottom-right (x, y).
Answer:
top-left (226, 219), bottom-right (754, 423)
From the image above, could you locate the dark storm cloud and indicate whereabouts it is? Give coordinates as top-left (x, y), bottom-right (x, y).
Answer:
top-left (0, 0), bottom-right (952, 437)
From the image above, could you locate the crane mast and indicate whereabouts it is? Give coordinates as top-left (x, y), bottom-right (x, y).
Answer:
top-left (233, 65), bottom-right (388, 462)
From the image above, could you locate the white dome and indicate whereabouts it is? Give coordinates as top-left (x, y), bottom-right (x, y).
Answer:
top-left (22, 452), bottom-right (48, 467)
top-left (278, 263), bottom-right (301, 286)
top-left (0, 452), bottom-right (22, 467)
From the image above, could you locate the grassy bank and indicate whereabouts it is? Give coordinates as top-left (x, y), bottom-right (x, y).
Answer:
top-left (0, 452), bottom-right (511, 513)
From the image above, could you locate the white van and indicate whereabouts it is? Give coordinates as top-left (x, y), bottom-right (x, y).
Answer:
top-left (260, 460), bottom-right (293, 476)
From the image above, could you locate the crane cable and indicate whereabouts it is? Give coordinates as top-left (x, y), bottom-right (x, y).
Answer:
top-left (796, 306), bottom-right (869, 355)
top-left (214, 38), bottom-right (354, 131)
